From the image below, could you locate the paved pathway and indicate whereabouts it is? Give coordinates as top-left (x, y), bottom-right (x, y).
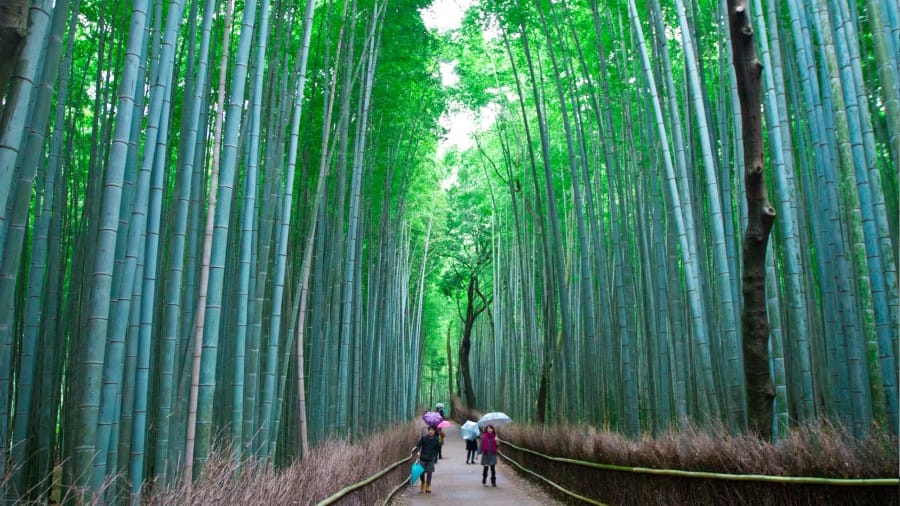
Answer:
top-left (392, 423), bottom-right (564, 505)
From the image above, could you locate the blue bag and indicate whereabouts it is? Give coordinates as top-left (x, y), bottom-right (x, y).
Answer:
top-left (410, 460), bottom-right (425, 486)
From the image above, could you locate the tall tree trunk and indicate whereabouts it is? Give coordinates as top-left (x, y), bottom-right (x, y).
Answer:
top-left (0, 0), bottom-right (28, 115)
top-left (185, 0), bottom-right (238, 480)
top-left (727, 0), bottom-right (776, 439)
top-left (811, 0), bottom-right (880, 436)
top-left (288, 0), bottom-right (319, 460)
top-left (674, 0), bottom-right (743, 430)
top-left (5, 0), bottom-right (67, 496)
top-left (500, 20), bottom-right (552, 426)
top-left (231, 0), bottom-right (271, 461)
top-left (628, 0), bottom-right (718, 424)
top-left (446, 324), bottom-right (454, 403)
top-left (518, 9), bottom-right (574, 423)
top-left (68, 2), bottom-right (147, 497)
top-left (338, 1), bottom-right (382, 439)
top-left (534, 0), bottom-right (597, 423)
top-left (459, 276), bottom-right (483, 409)
top-left (0, 3), bottom-right (53, 481)
top-left (752, 0), bottom-right (816, 425)
top-left (156, 0), bottom-right (210, 484)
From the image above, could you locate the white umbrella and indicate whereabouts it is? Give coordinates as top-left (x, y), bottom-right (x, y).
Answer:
top-left (460, 420), bottom-right (480, 440)
top-left (478, 411), bottom-right (513, 427)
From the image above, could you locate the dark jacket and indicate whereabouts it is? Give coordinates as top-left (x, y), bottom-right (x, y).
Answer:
top-left (415, 433), bottom-right (441, 462)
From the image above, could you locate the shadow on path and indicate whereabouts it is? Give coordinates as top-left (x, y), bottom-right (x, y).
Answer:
top-left (392, 423), bottom-right (564, 505)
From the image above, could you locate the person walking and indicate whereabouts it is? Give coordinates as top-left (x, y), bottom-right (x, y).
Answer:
top-left (413, 425), bottom-right (441, 493)
top-left (465, 434), bottom-right (478, 464)
top-left (479, 424), bottom-right (499, 486)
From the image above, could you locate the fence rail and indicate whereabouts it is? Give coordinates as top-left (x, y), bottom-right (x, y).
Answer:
top-left (498, 438), bottom-right (899, 505)
top-left (500, 439), bottom-right (899, 486)
top-left (316, 455), bottom-right (413, 506)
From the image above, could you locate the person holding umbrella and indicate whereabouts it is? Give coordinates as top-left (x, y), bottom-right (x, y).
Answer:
top-left (413, 425), bottom-right (441, 493)
top-left (465, 433), bottom-right (479, 464)
top-left (479, 424), bottom-right (499, 486)
top-left (436, 419), bottom-right (452, 459)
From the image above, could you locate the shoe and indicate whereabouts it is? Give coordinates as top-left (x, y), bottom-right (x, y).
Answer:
top-left (425, 484), bottom-right (431, 494)
top-left (482, 476), bottom-right (487, 485)
top-left (420, 481), bottom-right (425, 492)
top-left (491, 478), bottom-right (496, 487)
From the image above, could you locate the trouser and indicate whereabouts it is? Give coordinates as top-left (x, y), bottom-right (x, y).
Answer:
top-left (419, 460), bottom-right (434, 485)
top-left (466, 449), bottom-right (476, 462)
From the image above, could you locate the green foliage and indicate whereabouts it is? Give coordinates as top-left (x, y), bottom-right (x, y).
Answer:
top-left (433, 154), bottom-right (494, 293)
top-left (445, 9), bottom-right (506, 109)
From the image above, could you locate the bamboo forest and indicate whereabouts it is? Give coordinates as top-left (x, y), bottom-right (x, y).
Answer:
top-left (0, 0), bottom-right (897, 502)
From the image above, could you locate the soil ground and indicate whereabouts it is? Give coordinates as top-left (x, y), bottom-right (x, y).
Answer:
top-left (391, 423), bottom-right (565, 505)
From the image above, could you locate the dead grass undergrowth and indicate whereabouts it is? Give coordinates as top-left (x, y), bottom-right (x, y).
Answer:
top-left (145, 421), bottom-right (422, 505)
top-left (498, 420), bottom-right (898, 505)
top-left (449, 394), bottom-right (479, 424)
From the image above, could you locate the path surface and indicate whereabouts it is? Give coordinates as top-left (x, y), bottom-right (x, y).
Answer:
top-left (391, 424), bottom-right (564, 505)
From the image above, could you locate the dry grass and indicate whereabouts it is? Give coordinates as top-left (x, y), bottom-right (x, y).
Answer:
top-left (146, 422), bottom-right (422, 505)
top-left (499, 420), bottom-right (899, 505)
top-left (2, 424), bottom-right (423, 505)
top-left (450, 394), bottom-right (479, 424)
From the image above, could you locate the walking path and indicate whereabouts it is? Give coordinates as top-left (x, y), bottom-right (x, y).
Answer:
top-left (391, 423), bottom-right (564, 505)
